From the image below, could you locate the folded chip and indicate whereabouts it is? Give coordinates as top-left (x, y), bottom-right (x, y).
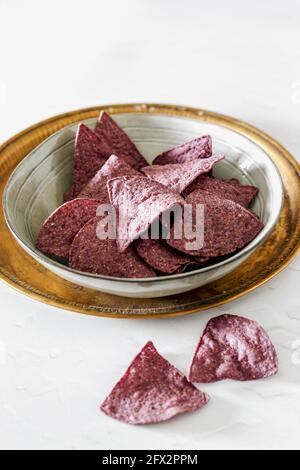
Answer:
top-left (79, 154), bottom-right (140, 203)
top-left (69, 217), bottom-right (156, 278)
top-left (67, 124), bottom-right (112, 199)
top-left (167, 190), bottom-right (263, 257)
top-left (188, 314), bottom-right (278, 383)
top-left (183, 175), bottom-right (259, 207)
top-left (142, 154), bottom-right (224, 194)
top-left (135, 238), bottom-right (193, 274)
top-left (101, 341), bottom-right (209, 425)
top-left (153, 135), bottom-right (212, 165)
top-left (95, 112), bottom-right (148, 170)
top-left (108, 176), bottom-right (184, 253)
top-left (36, 198), bottom-right (100, 260)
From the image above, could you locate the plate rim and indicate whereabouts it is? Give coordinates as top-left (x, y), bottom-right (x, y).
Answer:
top-left (0, 102), bottom-right (299, 319)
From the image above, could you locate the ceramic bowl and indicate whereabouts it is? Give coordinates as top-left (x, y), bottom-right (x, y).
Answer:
top-left (3, 112), bottom-right (283, 298)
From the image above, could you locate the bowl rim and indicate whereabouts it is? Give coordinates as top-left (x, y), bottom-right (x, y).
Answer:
top-left (3, 111), bottom-right (284, 284)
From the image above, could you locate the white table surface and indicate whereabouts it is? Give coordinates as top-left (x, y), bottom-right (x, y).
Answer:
top-left (0, 0), bottom-right (299, 451)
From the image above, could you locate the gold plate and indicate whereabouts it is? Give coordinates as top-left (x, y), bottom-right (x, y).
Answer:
top-left (0, 104), bottom-right (300, 318)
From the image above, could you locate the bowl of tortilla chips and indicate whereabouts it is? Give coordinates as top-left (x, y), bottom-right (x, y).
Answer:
top-left (3, 110), bottom-right (283, 298)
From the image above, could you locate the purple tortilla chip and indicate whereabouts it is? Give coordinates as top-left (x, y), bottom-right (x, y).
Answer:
top-left (194, 256), bottom-right (210, 264)
top-left (64, 190), bottom-right (74, 203)
top-left (188, 314), bottom-right (278, 383)
top-left (226, 178), bottom-right (240, 185)
top-left (78, 154), bottom-right (140, 203)
top-left (183, 175), bottom-right (259, 207)
top-left (101, 341), bottom-right (209, 425)
top-left (142, 154), bottom-right (224, 194)
top-left (135, 239), bottom-right (193, 274)
top-left (167, 189), bottom-right (263, 257)
top-left (69, 217), bottom-right (156, 278)
top-left (67, 124), bottom-right (112, 199)
top-left (153, 135), bottom-right (212, 165)
top-left (95, 112), bottom-right (148, 170)
top-left (36, 198), bottom-right (100, 260)
top-left (108, 176), bottom-right (184, 253)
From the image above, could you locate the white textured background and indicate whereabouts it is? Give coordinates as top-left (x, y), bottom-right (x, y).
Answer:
top-left (0, 0), bottom-right (300, 450)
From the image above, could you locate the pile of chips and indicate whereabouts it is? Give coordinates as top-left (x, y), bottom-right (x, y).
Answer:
top-left (36, 112), bottom-right (262, 278)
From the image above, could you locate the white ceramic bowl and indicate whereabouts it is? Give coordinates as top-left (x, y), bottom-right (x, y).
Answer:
top-left (3, 112), bottom-right (283, 298)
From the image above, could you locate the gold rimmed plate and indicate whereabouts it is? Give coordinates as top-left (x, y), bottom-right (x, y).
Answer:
top-left (0, 104), bottom-right (299, 318)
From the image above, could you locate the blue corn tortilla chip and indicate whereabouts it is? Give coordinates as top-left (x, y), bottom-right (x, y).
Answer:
top-left (194, 256), bottom-right (210, 264)
top-left (36, 198), bottom-right (100, 260)
top-left (188, 314), bottom-right (278, 383)
top-left (142, 154), bottom-right (224, 194)
top-left (100, 341), bottom-right (209, 425)
top-left (67, 124), bottom-right (112, 199)
top-left (153, 135), bottom-right (212, 165)
top-left (95, 112), bottom-right (148, 170)
top-left (167, 189), bottom-right (263, 257)
top-left (183, 175), bottom-right (258, 207)
top-left (78, 154), bottom-right (140, 204)
top-left (108, 176), bottom-right (184, 253)
top-left (69, 217), bottom-right (156, 278)
top-left (135, 238), bottom-right (193, 274)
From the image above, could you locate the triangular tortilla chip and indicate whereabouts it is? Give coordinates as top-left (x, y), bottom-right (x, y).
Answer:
top-left (142, 154), bottom-right (224, 194)
top-left (79, 155), bottom-right (140, 203)
top-left (188, 314), bottom-right (278, 383)
top-left (135, 238), bottom-right (193, 274)
top-left (183, 175), bottom-right (258, 207)
top-left (67, 124), bottom-right (112, 199)
top-left (36, 198), bottom-right (100, 260)
top-left (101, 341), bottom-right (209, 424)
top-left (69, 217), bottom-right (156, 278)
top-left (153, 135), bottom-right (212, 165)
top-left (108, 176), bottom-right (184, 252)
top-left (167, 189), bottom-right (263, 257)
top-left (95, 112), bottom-right (148, 170)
